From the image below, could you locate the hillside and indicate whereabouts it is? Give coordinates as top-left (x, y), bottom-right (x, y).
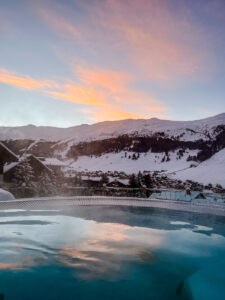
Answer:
top-left (1, 113), bottom-right (225, 187)
top-left (171, 148), bottom-right (225, 186)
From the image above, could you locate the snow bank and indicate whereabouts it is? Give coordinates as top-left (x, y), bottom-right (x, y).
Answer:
top-left (0, 188), bottom-right (15, 201)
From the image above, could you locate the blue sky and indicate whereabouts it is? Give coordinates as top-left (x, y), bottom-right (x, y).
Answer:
top-left (0, 0), bottom-right (225, 127)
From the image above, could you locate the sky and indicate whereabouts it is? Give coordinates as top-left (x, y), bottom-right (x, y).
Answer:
top-left (0, 0), bottom-right (225, 127)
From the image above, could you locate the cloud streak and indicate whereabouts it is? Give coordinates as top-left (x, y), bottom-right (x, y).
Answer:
top-left (0, 66), bottom-right (167, 121)
top-left (38, 7), bottom-right (81, 40)
top-left (36, 0), bottom-right (217, 81)
top-left (0, 68), bottom-right (55, 90)
top-left (96, 0), bottom-right (207, 80)
top-left (47, 85), bottom-right (104, 105)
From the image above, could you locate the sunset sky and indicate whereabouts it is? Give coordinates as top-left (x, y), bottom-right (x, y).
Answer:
top-left (0, 0), bottom-right (225, 127)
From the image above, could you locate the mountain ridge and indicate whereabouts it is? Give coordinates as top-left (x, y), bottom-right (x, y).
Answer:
top-left (0, 113), bottom-right (225, 142)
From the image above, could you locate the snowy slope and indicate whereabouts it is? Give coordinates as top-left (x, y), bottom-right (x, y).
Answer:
top-left (0, 113), bottom-right (225, 143)
top-left (63, 150), bottom-right (198, 173)
top-left (62, 148), bottom-right (225, 187)
top-left (171, 148), bottom-right (225, 186)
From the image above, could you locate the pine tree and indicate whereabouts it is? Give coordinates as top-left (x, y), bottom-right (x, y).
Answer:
top-left (143, 174), bottom-right (152, 188)
top-left (129, 174), bottom-right (138, 188)
top-left (12, 161), bottom-right (35, 187)
top-left (37, 170), bottom-right (56, 195)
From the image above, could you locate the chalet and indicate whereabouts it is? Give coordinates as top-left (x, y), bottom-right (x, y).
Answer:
top-left (0, 142), bottom-right (19, 185)
top-left (4, 154), bottom-right (52, 183)
top-left (0, 142), bottom-right (18, 175)
top-left (107, 179), bottom-right (128, 188)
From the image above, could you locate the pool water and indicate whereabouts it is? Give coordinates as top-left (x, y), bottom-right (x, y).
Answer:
top-left (0, 205), bottom-right (225, 300)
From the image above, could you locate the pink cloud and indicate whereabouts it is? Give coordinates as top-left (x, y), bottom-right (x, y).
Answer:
top-left (93, 0), bottom-right (212, 81)
top-left (37, 0), bottom-right (214, 81)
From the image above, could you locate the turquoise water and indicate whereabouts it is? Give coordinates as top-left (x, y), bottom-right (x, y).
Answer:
top-left (0, 206), bottom-right (225, 300)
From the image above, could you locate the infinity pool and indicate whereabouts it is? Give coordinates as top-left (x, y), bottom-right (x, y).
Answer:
top-left (0, 205), bottom-right (225, 300)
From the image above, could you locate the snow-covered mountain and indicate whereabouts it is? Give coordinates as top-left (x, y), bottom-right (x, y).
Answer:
top-left (1, 113), bottom-right (225, 187)
top-left (1, 113), bottom-right (225, 143)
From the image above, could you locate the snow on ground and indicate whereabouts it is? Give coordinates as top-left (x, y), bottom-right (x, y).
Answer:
top-left (171, 148), bottom-right (225, 186)
top-left (65, 150), bottom-right (198, 173)
top-left (0, 188), bottom-right (15, 201)
top-left (62, 148), bottom-right (225, 187)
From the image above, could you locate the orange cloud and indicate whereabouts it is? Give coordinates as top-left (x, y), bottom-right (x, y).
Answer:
top-left (74, 66), bottom-right (167, 121)
top-left (0, 66), bottom-right (167, 121)
top-left (78, 67), bottom-right (132, 94)
top-left (47, 85), bottom-right (104, 105)
top-left (82, 103), bottom-right (147, 122)
top-left (76, 66), bottom-right (161, 106)
top-left (0, 68), bottom-right (55, 90)
top-left (0, 67), bottom-right (104, 105)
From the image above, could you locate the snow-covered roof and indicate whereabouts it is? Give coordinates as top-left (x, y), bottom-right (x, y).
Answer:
top-left (3, 161), bottom-right (20, 173)
top-left (4, 154), bottom-right (52, 173)
top-left (26, 155), bottom-right (53, 173)
top-left (108, 178), bottom-right (129, 185)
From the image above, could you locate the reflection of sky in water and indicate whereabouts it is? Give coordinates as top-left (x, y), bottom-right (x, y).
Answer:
top-left (0, 206), bottom-right (225, 299)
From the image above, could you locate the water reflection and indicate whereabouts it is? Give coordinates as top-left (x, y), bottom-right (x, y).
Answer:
top-left (1, 206), bottom-right (224, 236)
top-left (0, 206), bottom-right (224, 299)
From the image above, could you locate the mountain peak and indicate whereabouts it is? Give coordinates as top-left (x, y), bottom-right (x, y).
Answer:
top-left (0, 113), bottom-right (224, 141)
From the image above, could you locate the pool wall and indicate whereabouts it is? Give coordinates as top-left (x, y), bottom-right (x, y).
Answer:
top-left (0, 196), bottom-right (224, 216)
